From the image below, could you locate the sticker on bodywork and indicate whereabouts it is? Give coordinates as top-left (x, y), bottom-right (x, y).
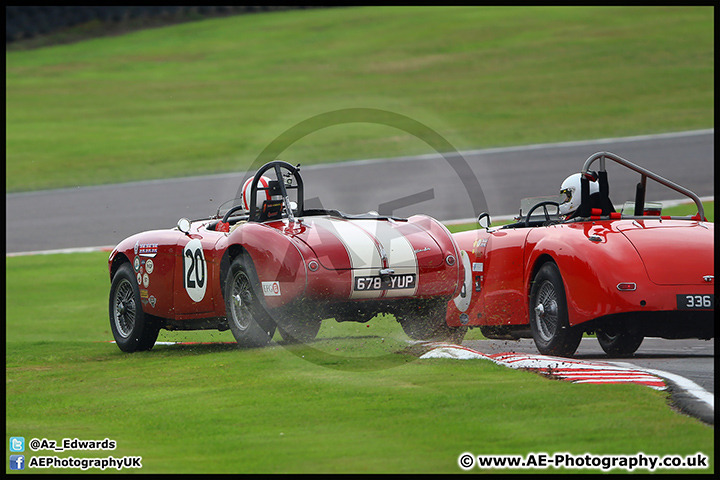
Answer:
top-left (139, 243), bottom-right (158, 257)
top-left (183, 239), bottom-right (207, 302)
top-left (262, 281), bottom-right (281, 296)
top-left (453, 250), bottom-right (472, 312)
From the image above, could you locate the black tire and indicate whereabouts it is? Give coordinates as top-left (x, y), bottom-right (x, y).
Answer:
top-left (109, 263), bottom-right (160, 352)
top-left (397, 299), bottom-right (467, 344)
top-left (276, 313), bottom-right (322, 344)
top-left (529, 262), bottom-right (582, 357)
top-left (224, 256), bottom-right (276, 347)
top-left (596, 324), bottom-right (644, 357)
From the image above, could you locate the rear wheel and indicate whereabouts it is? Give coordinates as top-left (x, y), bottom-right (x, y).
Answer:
top-left (277, 314), bottom-right (322, 344)
top-left (529, 262), bottom-right (582, 357)
top-left (109, 263), bottom-right (160, 352)
top-left (596, 324), bottom-right (644, 357)
top-left (225, 256), bottom-right (276, 347)
top-left (397, 299), bottom-right (467, 343)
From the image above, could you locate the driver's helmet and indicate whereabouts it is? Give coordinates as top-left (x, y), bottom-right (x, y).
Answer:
top-left (559, 173), bottom-right (599, 216)
top-left (242, 175), bottom-right (272, 210)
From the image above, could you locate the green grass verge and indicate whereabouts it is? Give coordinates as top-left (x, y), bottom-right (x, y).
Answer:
top-left (6, 6), bottom-right (714, 192)
top-left (5, 251), bottom-right (714, 473)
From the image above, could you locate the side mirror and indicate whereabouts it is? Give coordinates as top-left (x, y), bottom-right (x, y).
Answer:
top-left (477, 212), bottom-right (491, 229)
top-left (177, 218), bottom-right (191, 235)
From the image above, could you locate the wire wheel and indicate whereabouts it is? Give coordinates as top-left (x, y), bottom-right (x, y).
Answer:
top-left (529, 262), bottom-right (581, 357)
top-left (108, 263), bottom-right (160, 352)
top-left (533, 280), bottom-right (560, 343)
top-left (228, 269), bottom-right (254, 332)
top-left (224, 256), bottom-right (276, 347)
top-left (112, 278), bottom-right (136, 338)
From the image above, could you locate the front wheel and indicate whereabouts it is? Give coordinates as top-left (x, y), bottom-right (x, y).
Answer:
top-left (529, 262), bottom-right (582, 357)
top-left (225, 256), bottom-right (277, 348)
top-left (397, 299), bottom-right (467, 343)
top-left (109, 263), bottom-right (161, 352)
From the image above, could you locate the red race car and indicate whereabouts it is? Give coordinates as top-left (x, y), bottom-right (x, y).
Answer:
top-left (446, 151), bottom-right (714, 357)
top-left (108, 161), bottom-right (465, 352)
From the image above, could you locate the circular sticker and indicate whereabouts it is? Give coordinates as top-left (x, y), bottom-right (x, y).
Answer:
top-left (182, 239), bottom-right (207, 302)
top-left (145, 258), bottom-right (154, 274)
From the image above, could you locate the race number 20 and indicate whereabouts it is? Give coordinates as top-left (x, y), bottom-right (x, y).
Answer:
top-left (183, 239), bottom-right (207, 302)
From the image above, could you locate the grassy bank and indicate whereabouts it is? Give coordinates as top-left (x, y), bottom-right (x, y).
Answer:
top-left (6, 6), bottom-right (713, 192)
top-left (5, 250), bottom-right (714, 473)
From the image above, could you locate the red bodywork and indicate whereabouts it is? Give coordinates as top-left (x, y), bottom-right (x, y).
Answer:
top-left (447, 218), bottom-right (714, 335)
top-left (445, 151), bottom-right (715, 345)
top-left (108, 214), bottom-right (461, 329)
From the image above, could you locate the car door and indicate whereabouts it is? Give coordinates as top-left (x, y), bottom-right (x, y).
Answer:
top-left (173, 229), bottom-right (222, 317)
top-left (480, 227), bottom-right (531, 326)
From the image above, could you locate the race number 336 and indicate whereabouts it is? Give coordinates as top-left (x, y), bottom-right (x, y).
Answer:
top-left (183, 239), bottom-right (207, 302)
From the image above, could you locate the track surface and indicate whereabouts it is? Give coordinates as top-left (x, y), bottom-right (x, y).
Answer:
top-left (6, 130), bottom-right (713, 254)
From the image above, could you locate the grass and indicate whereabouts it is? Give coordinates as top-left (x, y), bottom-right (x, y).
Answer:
top-left (6, 6), bottom-right (714, 192)
top-left (5, 249), bottom-right (715, 473)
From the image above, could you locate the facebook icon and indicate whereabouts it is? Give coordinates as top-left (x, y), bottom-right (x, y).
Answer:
top-left (10, 455), bottom-right (25, 470)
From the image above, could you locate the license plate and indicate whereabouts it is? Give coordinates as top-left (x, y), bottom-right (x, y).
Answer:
top-left (676, 294), bottom-right (714, 310)
top-left (354, 274), bottom-right (416, 291)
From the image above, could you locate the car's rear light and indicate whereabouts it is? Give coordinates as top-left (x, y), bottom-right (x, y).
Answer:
top-left (307, 260), bottom-right (319, 272)
top-left (445, 254), bottom-right (456, 266)
top-left (617, 282), bottom-right (637, 291)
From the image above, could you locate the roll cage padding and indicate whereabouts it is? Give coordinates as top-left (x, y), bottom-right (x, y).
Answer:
top-left (597, 170), bottom-right (614, 215)
top-left (578, 176), bottom-right (591, 218)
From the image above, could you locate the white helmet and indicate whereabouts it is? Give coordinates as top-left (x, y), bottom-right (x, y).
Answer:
top-left (559, 173), bottom-right (599, 216)
top-left (242, 175), bottom-right (272, 210)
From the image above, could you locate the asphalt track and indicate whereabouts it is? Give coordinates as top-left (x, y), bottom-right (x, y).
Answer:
top-left (6, 129), bottom-right (713, 254)
top-left (6, 129), bottom-right (714, 423)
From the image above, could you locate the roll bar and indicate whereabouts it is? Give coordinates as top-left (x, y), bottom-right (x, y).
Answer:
top-left (581, 152), bottom-right (705, 220)
top-left (249, 161), bottom-right (304, 222)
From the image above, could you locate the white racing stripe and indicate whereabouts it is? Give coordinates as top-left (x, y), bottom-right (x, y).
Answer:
top-left (353, 218), bottom-right (418, 299)
top-left (310, 217), bottom-right (419, 299)
top-left (314, 217), bottom-right (382, 270)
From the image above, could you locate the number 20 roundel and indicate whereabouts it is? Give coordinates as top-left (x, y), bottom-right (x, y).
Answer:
top-left (183, 239), bottom-right (207, 302)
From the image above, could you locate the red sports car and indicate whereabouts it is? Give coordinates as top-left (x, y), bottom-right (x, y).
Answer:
top-left (446, 151), bottom-right (714, 357)
top-left (108, 161), bottom-right (465, 352)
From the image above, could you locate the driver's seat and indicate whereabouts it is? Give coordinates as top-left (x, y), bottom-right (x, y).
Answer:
top-left (257, 199), bottom-right (284, 222)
